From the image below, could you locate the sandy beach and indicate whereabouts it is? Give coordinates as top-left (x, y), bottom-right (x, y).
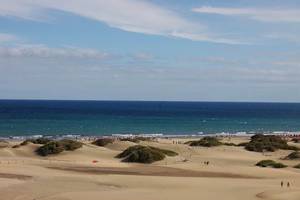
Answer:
top-left (0, 137), bottom-right (300, 200)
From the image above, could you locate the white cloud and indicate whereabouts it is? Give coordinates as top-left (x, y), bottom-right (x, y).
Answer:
top-left (192, 6), bottom-right (300, 23)
top-left (0, 33), bottom-right (17, 43)
top-left (0, 0), bottom-right (242, 44)
top-left (0, 44), bottom-right (109, 59)
top-left (132, 53), bottom-right (153, 60)
top-left (265, 33), bottom-right (300, 43)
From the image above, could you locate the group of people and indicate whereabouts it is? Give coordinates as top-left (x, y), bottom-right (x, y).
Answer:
top-left (281, 181), bottom-right (291, 188)
top-left (172, 140), bottom-right (180, 144)
top-left (204, 161), bottom-right (210, 165)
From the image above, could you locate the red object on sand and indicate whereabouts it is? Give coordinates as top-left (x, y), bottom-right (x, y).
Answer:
top-left (92, 160), bottom-right (98, 163)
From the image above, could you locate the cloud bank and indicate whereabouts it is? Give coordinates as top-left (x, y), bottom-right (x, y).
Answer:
top-left (192, 6), bottom-right (300, 23)
top-left (0, 45), bottom-right (109, 59)
top-left (0, 0), bottom-right (240, 44)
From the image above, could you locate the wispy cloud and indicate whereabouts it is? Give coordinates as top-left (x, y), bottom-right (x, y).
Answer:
top-left (265, 33), bottom-right (300, 43)
top-left (0, 44), bottom-right (109, 59)
top-left (132, 53), bottom-right (153, 60)
top-left (0, 33), bottom-right (17, 43)
top-left (192, 6), bottom-right (300, 23)
top-left (0, 0), bottom-right (242, 44)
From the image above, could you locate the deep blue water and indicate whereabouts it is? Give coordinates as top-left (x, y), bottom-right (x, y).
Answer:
top-left (0, 100), bottom-right (300, 136)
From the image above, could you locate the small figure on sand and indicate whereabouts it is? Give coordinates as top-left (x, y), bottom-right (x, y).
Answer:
top-left (204, 161), bottom-right (210, 165)
top-left (281, 181), bottom-right (283, 187)
top-left (287, 182), bottom-right (290, 188)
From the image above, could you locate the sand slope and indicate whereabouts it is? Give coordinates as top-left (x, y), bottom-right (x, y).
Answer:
top-left (0, 138), bottom-right (299, 200)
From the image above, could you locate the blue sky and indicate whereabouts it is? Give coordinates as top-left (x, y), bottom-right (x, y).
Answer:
top-left (0, 0), bottom-right (300, 102)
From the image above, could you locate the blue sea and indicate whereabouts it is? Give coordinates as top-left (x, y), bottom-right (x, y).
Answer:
top-left (0, 100), bottom-right (300, 137)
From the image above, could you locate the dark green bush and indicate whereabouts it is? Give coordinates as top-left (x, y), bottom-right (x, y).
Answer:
top-left (154, 147), bottom-right (178, 156)
top-left (223, 142), bottom-right (238, 146)
top-left (237, 142), bottom-right (248, 147)
top-left (244, 134), bottom-right (299, 152)
top-left (272, 162), bottom-right (287, 168)
top-left (120, 137), bottom-right (152, 143)
top-left (92, 138), bottom-right (114, 146)
top-left (31, 138), bottom-right (52, 144)
top-left (20, 140), bottom-right (30, 146)
top-left (256, 159), bottom-right (287, 168)
top-left (117, 145), bottom-right (178, 163)
top-left (36, 141), bottom-right (65, 156)
top-left (36, 139), bottom-right (82, 156)
top-left (285, 151), bottom-right (300, 160)
top-left (189, 137), bottom-right (221, 147)
top-left (20, 138), bottom-right (53, 146)
top-left (60, 139), bottom-right (82, 151)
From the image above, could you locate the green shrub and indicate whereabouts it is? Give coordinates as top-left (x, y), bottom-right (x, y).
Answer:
top-left (20, 140), bottom-right (30, 146)
top-left (153, 147), bottom-right (178, 156)
top-left (120, 137), bottom-right (152, 143)
top-left (223, 142), bottom-right (238, 146)
top-left (60, 139), bottom-right (82, 151)
top-left (36, 139), bottom-right (82, 156)
top-left (32, 138), bottom-right (52, 144)
top-left (117, 145), bottom-right (177, 163)
top-left (237, 142), bottom-right (248, 147)
top-left (189, 137), bottom-right (221, 147)
top-left (36, 141), bottom-right (65, 156)
top-left (256, 159), bottom-right (287, 168)
top-left (92, 138), bottom-right (114, 146)
top-left (120, 137), bottom-right (140, 143)
top-left (273, 162), bottom-right (287, 168)
top-left (244, 134), bottom-right (299, 152)
top-left (20, 138), bottom-right (53, 146)
top-left (285, 151), bottom-right (300, 160)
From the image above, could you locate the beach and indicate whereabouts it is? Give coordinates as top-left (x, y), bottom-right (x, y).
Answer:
top-left (0, 136), bottom-right (300, 200)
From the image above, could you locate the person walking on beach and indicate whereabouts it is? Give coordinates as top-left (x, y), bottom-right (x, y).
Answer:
top-left (281, 181), bottom-right (283, 187)
top-left (287, 182), bottom-right (290, 188)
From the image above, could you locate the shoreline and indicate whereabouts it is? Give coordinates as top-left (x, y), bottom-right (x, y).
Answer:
top-left (1, 131), bottom-right (300, 142)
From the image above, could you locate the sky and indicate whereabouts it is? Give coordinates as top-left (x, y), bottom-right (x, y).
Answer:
top-left (0, 0), bottom-right (300, 102)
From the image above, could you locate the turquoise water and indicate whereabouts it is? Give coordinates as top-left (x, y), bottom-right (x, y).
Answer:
top-left (0, 100), bottom-right (300, 136)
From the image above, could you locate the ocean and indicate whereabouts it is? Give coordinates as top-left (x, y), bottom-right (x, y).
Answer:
top-left (0, 100), bottom-right (300, 137)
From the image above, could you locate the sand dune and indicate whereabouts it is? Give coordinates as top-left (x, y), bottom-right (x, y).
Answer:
top-left (0, 138), bottom-right (299, 200)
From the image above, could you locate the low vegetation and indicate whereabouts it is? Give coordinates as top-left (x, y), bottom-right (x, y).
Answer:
top-left (36, 141), bottom-right (65, 156)
top-left (256, 160), bottom-right (287, 168)
top-left (92, 138), bottom-right (114, 146)
top-left (12, 138), bottom-right (53, 148)
top-left (36, 139), bottom-right (82, 156)
top-left (244, 134), bottom-right (298, 152)
top-left (59, 139), bottom-right (83, 151)
top-left (285, 151), bottom-right (300, 160)
top-left (120, 137), bottom-right (152, 143)
top-left (19, 138), bottom-right (53, 146)
top-left (292, 138), bottom-right (300, 143)
top-left (188, 137), bottom-right (222, 147)
top-left (294, 164), bottom-right (300, 169)
top-left (222, 142), bottom-right (238, 146)
top-left (116, 145), bottom-right (178, 163)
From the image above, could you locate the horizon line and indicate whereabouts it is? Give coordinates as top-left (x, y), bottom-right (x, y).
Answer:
top-left (0, 98), bottom-right (300, 104)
